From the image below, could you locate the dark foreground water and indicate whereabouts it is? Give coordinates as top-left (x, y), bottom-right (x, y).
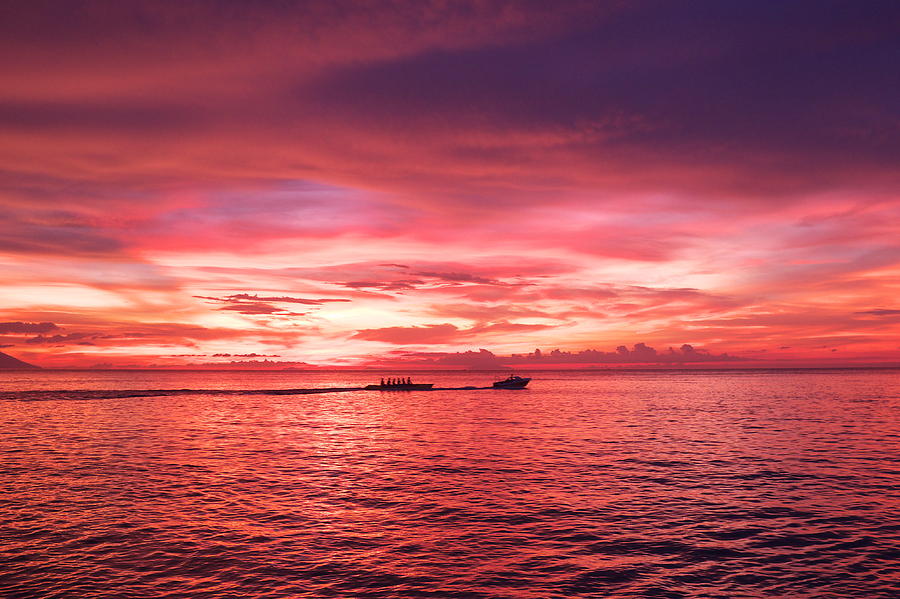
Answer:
top-left (1, 368), bottom-right (899, 598)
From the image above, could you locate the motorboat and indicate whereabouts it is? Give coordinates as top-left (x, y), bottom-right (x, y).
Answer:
top-left (492, 375), bottom-right (531, 389)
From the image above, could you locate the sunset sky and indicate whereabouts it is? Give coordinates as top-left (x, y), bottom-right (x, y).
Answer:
top-left (1, 1), bottom-right (898, 368)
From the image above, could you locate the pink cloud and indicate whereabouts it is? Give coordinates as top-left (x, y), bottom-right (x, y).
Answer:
top-left (1, 3), bottom-right (899, 367)
top-left (353, 324), bottom-right (460, 345)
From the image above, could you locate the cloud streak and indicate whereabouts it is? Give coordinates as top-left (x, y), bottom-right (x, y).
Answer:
top-left (0, 322), bottom-right (59, 334)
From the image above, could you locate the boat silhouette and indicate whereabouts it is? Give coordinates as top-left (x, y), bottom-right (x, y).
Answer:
top-left (492, 375), bottom-right (530, 389)
top-left (366, 378), bottom-right (434, 391)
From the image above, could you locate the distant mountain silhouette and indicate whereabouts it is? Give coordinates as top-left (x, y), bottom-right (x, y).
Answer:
top-left (0, 351), bottom-right (40, 369)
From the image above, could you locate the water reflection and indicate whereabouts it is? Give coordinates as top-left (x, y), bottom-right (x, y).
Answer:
top-left (1, 369), bottom-right (899, 597)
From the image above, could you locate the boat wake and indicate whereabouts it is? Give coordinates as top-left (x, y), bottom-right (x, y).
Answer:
top-left (1, 385), bottom-right (497, 401)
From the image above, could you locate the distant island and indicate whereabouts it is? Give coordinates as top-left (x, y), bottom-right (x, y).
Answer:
top-left (0, 351), bottom-right (40, 369)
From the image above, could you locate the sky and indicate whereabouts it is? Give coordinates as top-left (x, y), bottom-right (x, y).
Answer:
top-left (1, 0), bottom-right (899, 368)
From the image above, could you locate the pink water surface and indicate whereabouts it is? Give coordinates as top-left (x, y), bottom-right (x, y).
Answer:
top-left (1, 369), bottom-right (899, 598)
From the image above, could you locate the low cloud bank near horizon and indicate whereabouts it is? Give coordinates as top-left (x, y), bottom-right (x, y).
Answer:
top-left (382, 343), bottom-right (744, 369)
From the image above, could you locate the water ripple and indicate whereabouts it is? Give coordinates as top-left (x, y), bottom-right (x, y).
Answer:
top-left (1, 369), bottom-right (899, 597)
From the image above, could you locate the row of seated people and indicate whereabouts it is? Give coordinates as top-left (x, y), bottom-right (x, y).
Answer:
top-left (381, 377), bottom-right (412, 386)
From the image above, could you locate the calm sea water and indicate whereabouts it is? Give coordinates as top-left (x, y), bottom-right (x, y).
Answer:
top-left (1, 368), bottom-right (898, 598)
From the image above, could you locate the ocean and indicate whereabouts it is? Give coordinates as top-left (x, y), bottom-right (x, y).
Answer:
top-left (1, 368), bottom-right (898, 598)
